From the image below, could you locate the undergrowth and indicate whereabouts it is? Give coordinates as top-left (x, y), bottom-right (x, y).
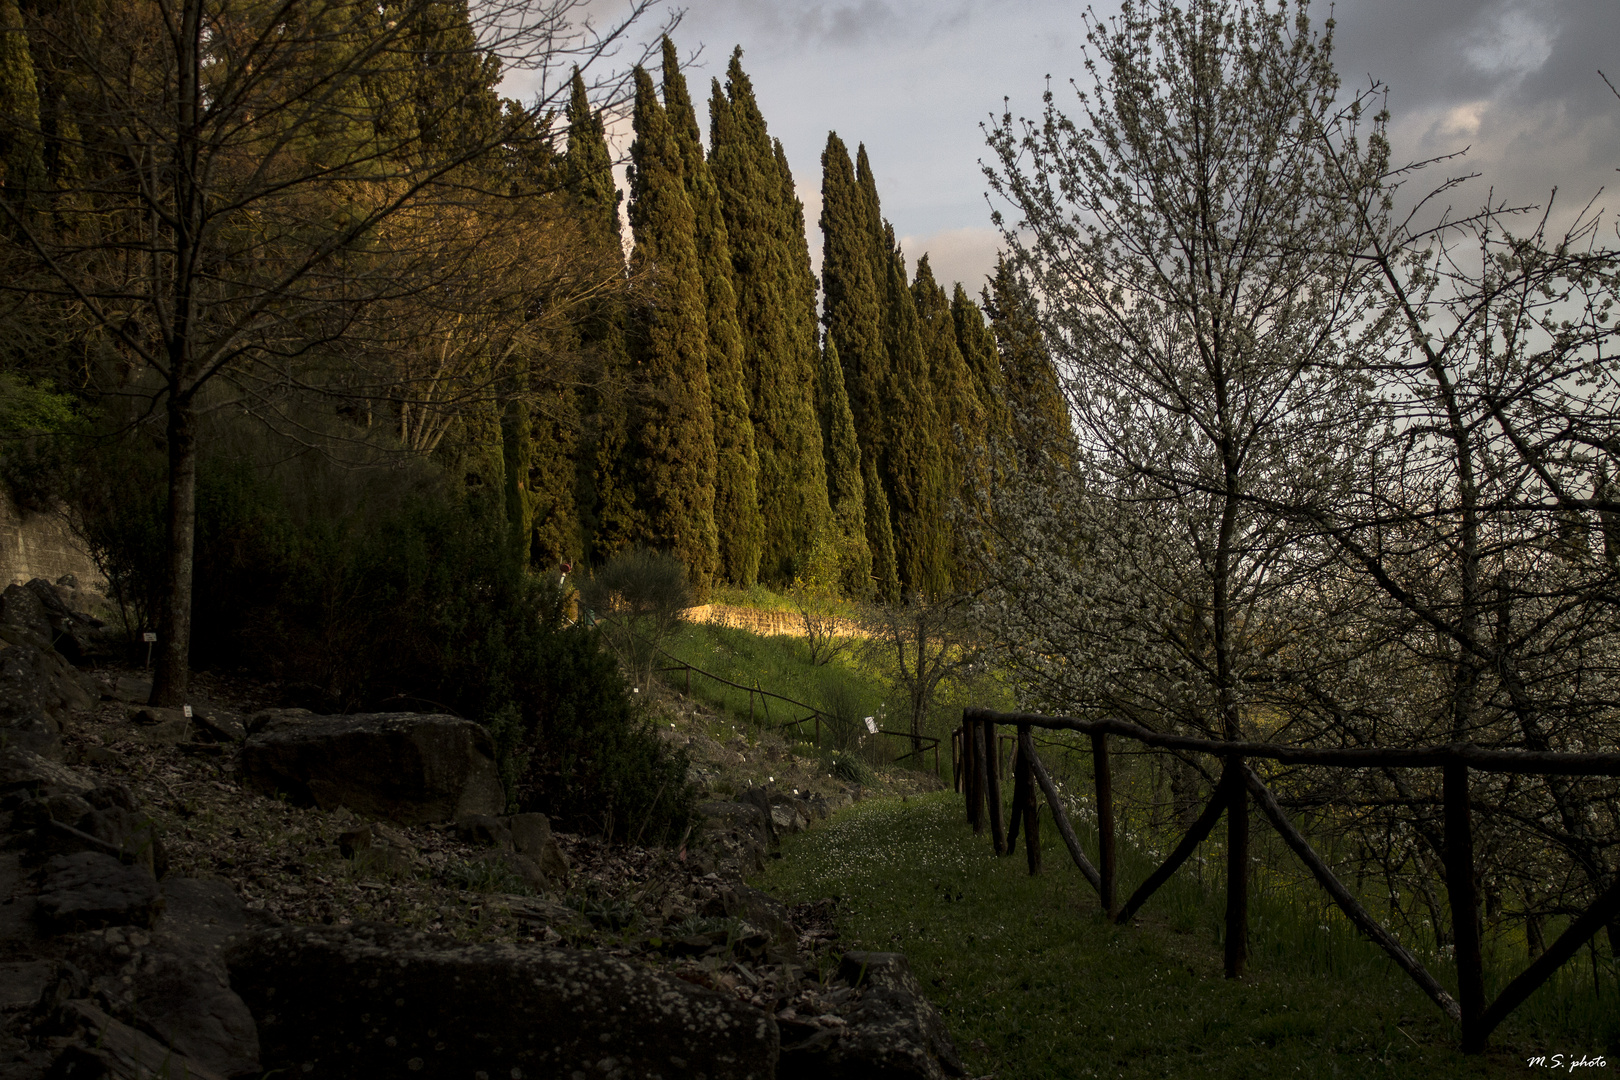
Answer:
top-left (762, 792), bottom-right (1616, 1079)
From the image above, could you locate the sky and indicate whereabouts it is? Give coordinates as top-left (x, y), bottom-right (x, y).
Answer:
top-left (522, 0), bottom-right (1620, 298)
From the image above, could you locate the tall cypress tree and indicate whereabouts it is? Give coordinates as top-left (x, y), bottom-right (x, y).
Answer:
top-left (564, 70), bottom-right (640, 561)
top-left (913, 255), bottom-right (990, 586)
top-left (627, 65), bottom-right (720, 596)
top-left (820, 133), bottom-right (899, 599)
top-left (815, 338), bottom-right (873, 598)
top-left (986, 256), bottom-right (1074, 471)
top-left (851, 146), bottom-right (949, 596)
top-left (661, 38), bottom-right (763, 587)
top-left (708, 49), bottom-right (831, 585)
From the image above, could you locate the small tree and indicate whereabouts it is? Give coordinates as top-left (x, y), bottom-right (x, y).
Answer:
top-left (980, 0), bottom-right (1391, 977)
top-left (788, 530), bottom-right (851, 666)
top-left (862, 593), bottom-right (981, 758)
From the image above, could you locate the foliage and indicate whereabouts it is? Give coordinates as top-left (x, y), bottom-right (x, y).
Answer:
top-left (627, 65), bottom-right (720, 598)
top-left (661, 37), bottom-right (764, 589)
top-left (788, 530), bottom-right (855, 667)
top-left (763, 793), bottom-right (1617, 1078)
top-left (861, 595), bottom-right (986, 754)
top-left (978, 0), bottom-right (1620, 979)
top-left (707, 47), bottom-right (832, 586)
top-left (577, 547), bottom-right (694, 692)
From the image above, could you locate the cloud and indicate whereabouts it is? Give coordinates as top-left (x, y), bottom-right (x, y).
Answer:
top-left (680, 0), bottom-right (978, 53)
top-left (897, 227), bottom-right (1005, 294)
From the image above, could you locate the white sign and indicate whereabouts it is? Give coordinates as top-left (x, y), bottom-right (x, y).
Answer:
top-left (182, 705), bottom-right (192, 718)
top-left (142, 632), bottom-right (157, 643)
top-left (864, 716), bottom-right (878, 735)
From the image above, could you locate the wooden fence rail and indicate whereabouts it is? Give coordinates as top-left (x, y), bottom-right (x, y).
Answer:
top-left (653, 653), bottom-right (941, 774)
top-left (957, 706), bottom-right (1620, 1054)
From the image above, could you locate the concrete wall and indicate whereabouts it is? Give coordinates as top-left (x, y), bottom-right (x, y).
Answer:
top-left (0, 490), bottom-right (101, 591)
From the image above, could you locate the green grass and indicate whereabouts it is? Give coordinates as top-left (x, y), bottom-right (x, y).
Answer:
top-left (761, 792), bottom-right (1617, 1079)
top-left (662, 621), bottom-right (893, 751)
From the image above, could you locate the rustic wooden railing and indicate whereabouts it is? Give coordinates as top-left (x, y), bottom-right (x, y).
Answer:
top-left (654, 653), bottom-right (941, 773)
top-left (959, 706), bottom-right (1620, 1054)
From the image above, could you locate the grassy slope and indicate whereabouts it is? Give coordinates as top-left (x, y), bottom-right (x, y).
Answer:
top-left (761, 792), bottom-right (1613, 1080)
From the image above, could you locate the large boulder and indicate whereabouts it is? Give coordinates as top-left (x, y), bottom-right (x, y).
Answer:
top-left (19, 578), bottom-right (111, 664)
top-left (238, 712), bottom-right (504, 825)
top-left (35, 852), bottom-right (162, 932)
top-left (225, 922), bottom-right (779, 1080)
top-left (0, 625), bottom-right (93, 759)
top-left (59, 878), bottom-right (264, 1078)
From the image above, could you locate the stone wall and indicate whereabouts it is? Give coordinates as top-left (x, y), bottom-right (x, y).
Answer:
top-left (0, 490), bottom-right (100, 592)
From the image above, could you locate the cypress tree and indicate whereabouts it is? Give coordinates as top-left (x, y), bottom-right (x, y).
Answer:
top-left (627, 65), bottom-right (720, 597)
top-left (708, 49), bottom-right (831, 585)
top-left (820, 132), bottom-right (899, 598)
top-left (816, 338), bottom-right (873, 599)
top-left (952, 283), bottom-right (1015, 475)
top-left (913, 256), bottom-right (990, 586)
top-left (863, 454), bottom-right (901, 603)
top-left (986, 256), bottom-right (1075, 471)
top-left (0, 0), bottom-right (43, 221)
top-left (526, 382), bottom-right (583, 568)
top-left (661, 38), bottom-right (763, 587)
top-left (851, 146), bottom-right (949, 596)
top-left (564, 70), bottom-right (640, 561)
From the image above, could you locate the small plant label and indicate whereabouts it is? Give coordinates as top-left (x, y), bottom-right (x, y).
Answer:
top-left (864, 716), bottom-right (878, 734)
top-left (142, 632), bottom-right (157, 643)
top-left (183, 705), bottom-right (192, 718)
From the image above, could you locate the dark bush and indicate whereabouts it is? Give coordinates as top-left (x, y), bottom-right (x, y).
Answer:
top-left (54, 414), bottom-right (696, 844)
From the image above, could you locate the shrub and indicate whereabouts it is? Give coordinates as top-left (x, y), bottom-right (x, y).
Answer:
top-left (576, 547), bottom-right (693, 691)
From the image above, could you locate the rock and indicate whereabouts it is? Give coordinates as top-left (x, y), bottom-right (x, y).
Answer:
top-left (237, 713), bottom-right (505, 826)
top-left (778, 951), bottom-right (964, 1080)
top-left (719, 884), bottom-right (797, 955)
top-left (20, 579), bottom-right (111, 665)
top-left (768, 794), bottom-right (811, 835)
top-left (189, 711), bottom-right (245, 744)
top-left (454, 813), bottom-right (513, 851)
top-left (104, 677), bottom-right (151, 705)
top-left (46, 999), bottom-right (227, 1080)
top-left (225, 922), bottom-right (779, 1079)
top-left (0, 629), bottom-right (93, 760)
top-left (736, 788), bottom-right (780, 847)
top-left (0, 748), bottom-right (95, 803)
top-left (0, 960), bottom-right (54, 1009)
top-left (35, 853), bottom-right (161, 933)
top-left (16, 786), bottom-right (166, 879)
top-left (243, 708), bottom-right (311, 735)
top-left (507, 813), bottom-right (570, 882)
top-left (696, 802), bottom-right (770, 877)
top-left (53, 879), bottom-right (264, 1078)
top-left (0, 585), bottom-right (53, 647)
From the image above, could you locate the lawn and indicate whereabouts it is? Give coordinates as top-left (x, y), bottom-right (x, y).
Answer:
top-left (760, 791), bottom-right (1616, 1079)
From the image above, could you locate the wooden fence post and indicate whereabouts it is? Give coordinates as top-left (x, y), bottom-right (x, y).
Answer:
top-left (969, 718), bottom-right (988, 833)
top-left (985, 720), bottom-right (1006, 855)
top-left (1444, 758), bottom-right (1486, 1052)
top-left (1021, 725), bottom-right (1041, 875)
top-left (1226, 754), bottom-right (1249, 979)
top-left (1092, 732), bottom-right (1116, 918)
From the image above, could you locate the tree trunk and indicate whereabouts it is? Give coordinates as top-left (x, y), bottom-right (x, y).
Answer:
top-left (150, 393), bottom-right (197, 707)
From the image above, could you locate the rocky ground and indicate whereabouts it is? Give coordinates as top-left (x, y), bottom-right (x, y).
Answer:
top-left (0, 576), bottom-right (960, 1079)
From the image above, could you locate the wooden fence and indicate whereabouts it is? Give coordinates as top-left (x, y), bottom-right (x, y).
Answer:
top-left (657, 652), bottom-right (941, 773)
top-left (958, 706), bottom-right (1620, 1054)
